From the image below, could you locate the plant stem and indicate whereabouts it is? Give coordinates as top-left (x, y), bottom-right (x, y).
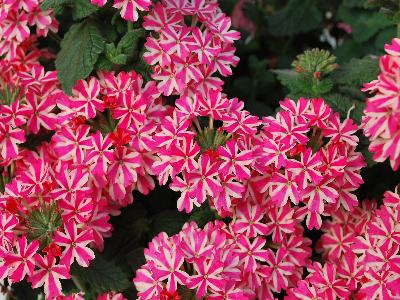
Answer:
top-left (193, 117), bottom-right (202, 133)
top-left (398, 0), bottom-right (400, 37)
top-left (397, 23), bottom-right (400, 38)
top-left (48, 31), bottom-right (62, 43)
top-left (127, 21), bottom-right (133, 32)
top-left (71, 275), bottom-right (85, 292)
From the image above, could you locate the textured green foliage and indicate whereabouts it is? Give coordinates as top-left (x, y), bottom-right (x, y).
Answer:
top-left (337, 5), bottom-right (392, 43)
top-left (275, 48), bottom-right (374, 124)
top-left (274, 70), bottom-right (333, 98)
top-left (56, 20), bottom-right (105, 94)
top-left (365, 0), bottom-right (400, 21)
top-left (196, 127), bottom-right (231, 151)
top-left (95, 55), bottom-right (115, 71)
top-left (70, 0), bottom-right (99, 20)
top-left (103, 29), bottom-right (146, 66)
top-left (105, 43), bottom-right (128, 65)
top-left (41, 0), bottom-right (98, 19)
top-left (324, 93), bottom-right (365, 123)
top-left (118, 29), bottom-right (146, 57)
top-left (40, 0), bottom-right (68, 11)
top-left (268, 0), bottom-right (323, 36)
top-left (71, 253), bottom-right (131, 295)
top-left (26, 203), bottom-right (62, 248)
top-left (332, 56), bottom-right (380, 87)
top-left (292, 48), bottom-right (338, 76)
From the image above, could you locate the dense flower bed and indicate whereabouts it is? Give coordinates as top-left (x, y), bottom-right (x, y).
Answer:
top-left (0, 0), bottom-right (399, 299)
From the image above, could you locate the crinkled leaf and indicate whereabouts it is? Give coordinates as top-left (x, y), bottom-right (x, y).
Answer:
top-left (269, 0), bottom-right (323, 36)
top-left (41, 0), bottom-right (98, 18)
top-left (332, 56), bottom-right (380, 87)
top-left (71, 0), bottom-right (99, 20)
top-left (95, 55), bottom-right (114, 71)
top-left (105, 43), bottom-right (128, 65)
top-left (40, 0), bottom-right (69, 14)
top-left (71, 253), bottom-right (130, 294)
top-left (118, 29), bottom-right (146, 57)
top-left (56, 20), bottom-right (105, 94)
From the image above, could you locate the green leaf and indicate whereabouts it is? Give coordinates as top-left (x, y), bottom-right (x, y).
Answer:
top-left (273, 69), bottom-right (304, 94)
top-left (359, 136), bottom-right (377, 167)
top-left (324, 93), bottom-right (365, 123)
top-left (332, 56), bottom-right (380, 87)
top-left (41, 0), bottom-right (98, 18)
top-left (273, 70), bottom-right (331, 98)
top-left (56, 20), bottom-right (106, 94)
top-left (343, 0), bottom-right (367, 7)
top-left (126, 247), bottom-right (146, 272)
top-left (71, 0), bottom-right (99, 20)
top-left (95, 55), bottom-right (115, 71)
top-left (40, 0), bottom-right (69, 14)
top-left (268, 0), bottom-right (323, 36)
top-left (361, 147), bottom-right (377, 167)
top-left (312, 79), bottom-right (333, 95)
top-left (337, 6), bottom-right (392, 43)
top-left (364, 0), bottom-right (398, 11)
top-left (374, 27), bottom-right (396, 50)
top-left (117, 29), bottom-right (146, 56)
top-left (71, 253), bottom-right (130, 294)
top-left (150, 210), bottom-right (188, 237)
top-left (105, 43), bottom-right (128, 65)
top-left (333, 40), bottom-right (366, 62)
top-left (131, 55), bottom-right (152, 81)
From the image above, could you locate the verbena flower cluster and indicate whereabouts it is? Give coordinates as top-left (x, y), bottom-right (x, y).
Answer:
top-left (287, 189), bottom-right (400, 300)
top-left (0, 0), bottom-right (58, 60)
top-left (141, 0), bottom-right (239, 97)
top-left (0, 0), bottom-right (398, 299)
top-left (362, 37), bottom-right (400, 170)
top-left (134, 95), bottom-right (367, 298)
top-left (134, 219), bottom-right (311, 299)
top-left (0, 1), bottom-right (169, 298)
